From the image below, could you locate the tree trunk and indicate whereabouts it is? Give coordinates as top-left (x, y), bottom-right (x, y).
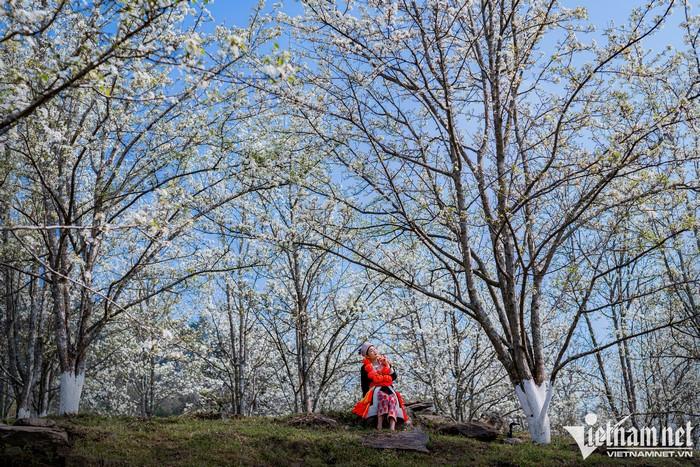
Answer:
top-left (37, 361), bottom-right (54, 417)
top-left (148, 353), bottom-right (155, 417)
top-left (226, 279), bottom-right (248, 416)
top-left (16, 387), bottom-right (33, 418)
top-left (237, 302), bottom-right (247, 416)
top-left (16, 273), bottom-right (46, 419)
top-left (16, 406), bottom-right (31, 419)
top-left (0, 379), bottom-right (9, 419)
top-left (584, 314), bottom-right (621, 419)
top-left (58, 369), bottom-right (85, 415)
top-left (514, 379), bottom-right (552, 444)
top-left (292, 247), bottom-right (313, 413)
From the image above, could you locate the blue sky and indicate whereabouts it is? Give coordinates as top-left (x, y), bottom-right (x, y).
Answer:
top-left (209, 0), bottom-right (647, 25)
top-left (207, 0), bottom-right (688, 49)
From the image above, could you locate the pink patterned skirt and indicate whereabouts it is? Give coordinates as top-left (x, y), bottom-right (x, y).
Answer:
top-left (377, 390), bottom-right (399, 420)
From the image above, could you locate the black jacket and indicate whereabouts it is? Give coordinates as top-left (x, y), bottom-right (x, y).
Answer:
top-left (361, 364), bottom-right (397, 395)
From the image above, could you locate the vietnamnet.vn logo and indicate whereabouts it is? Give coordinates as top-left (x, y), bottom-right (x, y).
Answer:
top-left (564, 413), bottom-right (694, 460)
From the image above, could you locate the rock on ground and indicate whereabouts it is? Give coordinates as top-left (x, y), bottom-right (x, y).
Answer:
top-left (362, 427), bottom-right (429, 453)
top-left (14, 417), bottom-right (57, 428)
top-left (479, 412), bottom-right (505, 433)
top-left (0, 423), bottom-right (70, 466)
top-left (404, 400), bottom-right (434, 414)
top-left (435, 420), bottom-right (499, 441)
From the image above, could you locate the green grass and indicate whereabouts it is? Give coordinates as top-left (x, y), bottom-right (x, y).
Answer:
top-left (4, 414), bottom-right (699, 466)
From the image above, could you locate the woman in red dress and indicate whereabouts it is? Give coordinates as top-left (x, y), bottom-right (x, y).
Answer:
top-left (352, 342), bottom-right (408, 430)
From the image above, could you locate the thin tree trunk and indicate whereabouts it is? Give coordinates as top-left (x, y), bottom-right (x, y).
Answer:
top-left (584, 314), bottom-right (621, 419)
top-left (611, 281), bottom-right (638, 427)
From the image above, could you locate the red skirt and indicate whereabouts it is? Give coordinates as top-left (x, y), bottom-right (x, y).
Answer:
top-left (352, 386), bottom-right (409, 422)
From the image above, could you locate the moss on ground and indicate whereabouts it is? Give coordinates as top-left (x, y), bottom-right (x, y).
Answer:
top-left (3, 414), bottom-right (698, 466)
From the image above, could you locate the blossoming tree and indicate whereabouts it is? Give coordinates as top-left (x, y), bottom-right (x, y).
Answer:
top-left (275, 0), bottom-right (699, 442)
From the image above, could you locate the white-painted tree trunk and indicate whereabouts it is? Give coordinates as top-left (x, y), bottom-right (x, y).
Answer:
top-left (515, 379), bottom-right (553, 444)
top-left (59, 371), bottom-right (85, 415)
top-left (16, 407), bottom-right (30, 419)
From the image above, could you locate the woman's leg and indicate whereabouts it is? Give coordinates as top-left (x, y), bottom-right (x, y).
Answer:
top-left (387, 394), bottom-right (398, 430)
top-left (377, 391), bottom-right (391, 430)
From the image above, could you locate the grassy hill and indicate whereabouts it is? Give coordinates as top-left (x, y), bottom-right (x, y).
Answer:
top-left (2, 414), bottom-right (698, 466)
